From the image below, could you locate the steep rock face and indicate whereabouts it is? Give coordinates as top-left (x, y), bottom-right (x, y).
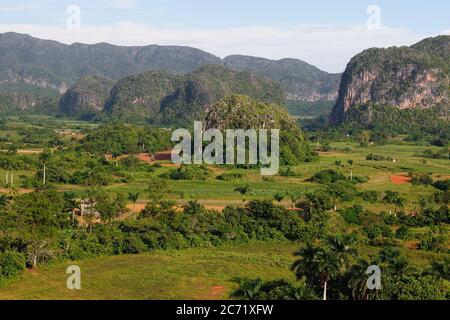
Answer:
top-left (330, 36), bottom-right (450, 124)
top-left (224, 55), bottom-right (341, 101)
top-left (59, 76), bottom-right (114, 115)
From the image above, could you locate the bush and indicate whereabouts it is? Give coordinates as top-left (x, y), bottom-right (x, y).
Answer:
top-left (340, 205), bottom-right (364, 225)
top-left (310, 169), bottom-right (346, 184)
top-left (0, 251), bottom-right (26, 283)
top-left (411, 174), bottom-right (433, 186)
top-left (433, 179), bottom-right (450, 191)
top-left (279, 166), bottom-right (299, 177)
top-left (164, 165), bottom-right (210, 180)
top-left (232, 278), bottom-right (317, 300)
top-left (360, 190), bottom-right (382, 203)
top-left (381, 274), bottom-right (447, 300)
top-left (365, 154), bottom-right (393, 161)
top-left (418, 235), bottom-right (447, 252)
top-left (216, 172), bottom-right (243, 181)
top-left (122, 234), bottom-right (148, 254)
top-left (395, 226), bottom-right (410, 240)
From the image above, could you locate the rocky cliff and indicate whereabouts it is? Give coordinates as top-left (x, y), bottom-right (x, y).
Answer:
top-left (59, 76), bottom-right (115, 115)
top-left (330, 35), bottom-right (450, 124)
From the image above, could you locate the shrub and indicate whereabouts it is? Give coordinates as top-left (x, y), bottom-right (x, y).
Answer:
top-left (340, 205), bottom-right (364, 225)
top-left (310, 169), bottom-right (346, 184)
top-left (122, 234), bottom-right (148, 254)
top-left (0, 251), bottom-right (26, 282)
top-left (395, 226), bottom-right (410, 240)
top-left (216, 172), bottom-right (243, 181)
top-left (232, 278), bottom-right (317, 300)
top-left (360, 190), bottom-right (382, 203)
top-left (365, 154), bottom-right (393, 161)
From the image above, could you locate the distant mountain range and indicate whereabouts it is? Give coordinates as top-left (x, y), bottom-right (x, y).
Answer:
top-left (1, 32), bottom-right (448, 128)
top-left (224, 55), bottom-right (340, 101)
top-left (0, 32), bottom-right (340, 115)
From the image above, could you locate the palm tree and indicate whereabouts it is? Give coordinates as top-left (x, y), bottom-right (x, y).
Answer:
top-left (288, 192), bottom-right (302, 211)
top-left (376, 247), bottom-right (411, 274)
top-left (325, 234), bottom-right (358, 269)
top-left (347, 259), bottom-right (381, 300)
top-left (273, 192), bottom-right (284, 204)
top-left (334, 160), bottom-right (342, 172)
top-left (232, 278), bottom-right (264, 300)
top-left (326, 184), bottom-right (345, 211)
top-left (291, 245), bottom-right (341, 300)
top-left (234, 185), bottom-right (250, 206)
top-left (347, 160), bottom-right (354, 181)
top-left (39, 150), bottom-right (52, 186)
top-left (127, 192), bottom-right (140, 204)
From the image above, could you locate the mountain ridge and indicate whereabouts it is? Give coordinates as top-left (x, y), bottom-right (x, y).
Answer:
top-left (0, 32), bottom-right (339, 113)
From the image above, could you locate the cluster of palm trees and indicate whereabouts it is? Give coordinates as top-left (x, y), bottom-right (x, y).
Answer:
top-left (291, 234), bottom-right (361, 300)
top-left (291, 236), bottom-right (440, 300)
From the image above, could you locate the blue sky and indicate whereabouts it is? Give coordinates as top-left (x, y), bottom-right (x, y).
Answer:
top-left (0, 0), bottom-right (449, 72)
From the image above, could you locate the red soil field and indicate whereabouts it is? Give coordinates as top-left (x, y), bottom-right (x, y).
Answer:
top-left (390, 175), bottom-right (411, 185)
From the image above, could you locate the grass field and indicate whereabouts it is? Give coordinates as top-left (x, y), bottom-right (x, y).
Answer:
top-left (0, 241), bottom-right (443, 300)
top-left (0, 242), bottom-right (299, 300)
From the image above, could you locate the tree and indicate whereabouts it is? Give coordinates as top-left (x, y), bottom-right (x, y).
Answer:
top-left (376, 247), bottom-right (411, 274)
top-left (26, 239), bottom-right (54, 268)
top-left (429, 258), bottom-right (450, 281)
top-left (325, 234), bottom-right (358, 269)
top-left (234, 185), bottom-right (251, 206)
top-left (82, 193), bottom-right (98, 233)
top-left (326, 184), bottom-right (345, 211)
top-left (39, 150), bottom-right (52, 186)
top-left (273, 192), bottom-right (285, 204)
top-left (347, 259), bottom-right (381, 300)
top-left (359, 131), bottom-right (371, 147)
top-left (334, 160), bottom-right (342, 172)
top-left (383, 191), bottom-right (405, 214)
top-left (291, 245), bottom-right (341, 300)
top-left (128, 192), bottom-right (140, 204)
top-left (95, 192), bottom-right (127, 223)
top-left (347, 160), bottom-right (354, 181)
top-left (288, 192), bottom-right (302, 210)
top-left (146, 177), bottom-right (169, 201)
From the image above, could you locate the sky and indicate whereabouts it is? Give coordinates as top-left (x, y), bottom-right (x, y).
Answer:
top-left (0, 0), bottom-right (449, 73)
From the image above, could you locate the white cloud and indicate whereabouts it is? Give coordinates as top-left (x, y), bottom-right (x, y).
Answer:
top-left (110, 0), bottom-right (137, 9)
top-left (0, 3), bottom-right (41, 12)
top-left (0, 22), bottom-right (440, 73)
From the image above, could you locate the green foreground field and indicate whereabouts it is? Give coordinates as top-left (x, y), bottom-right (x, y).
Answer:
top-left (0, 243), bottom-right (298, 300)
top-left (0, 242), bottom-right (443, 300)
